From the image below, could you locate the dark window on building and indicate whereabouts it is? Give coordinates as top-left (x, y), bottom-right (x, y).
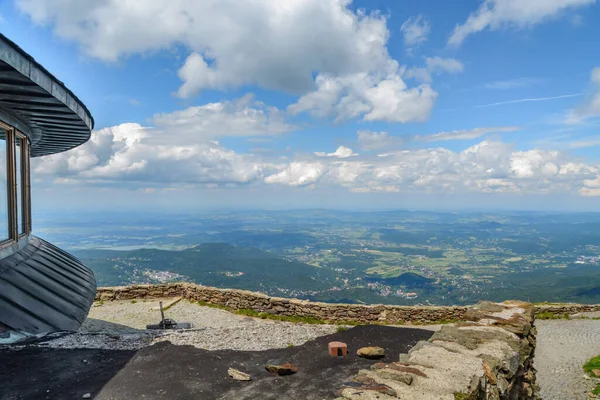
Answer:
top-left (0, 129), bottom-right (7, 241)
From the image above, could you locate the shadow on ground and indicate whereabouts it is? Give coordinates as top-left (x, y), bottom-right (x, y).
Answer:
top-left (0, 325), bottom-right (433, 400)
top-left (80, 318), bottom-right (148, 333)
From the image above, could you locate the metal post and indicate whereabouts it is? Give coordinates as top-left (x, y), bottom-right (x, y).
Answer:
top-left (159, 301), bottom-right (165, 327)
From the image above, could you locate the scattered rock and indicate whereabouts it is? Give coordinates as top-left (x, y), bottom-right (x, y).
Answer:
top-left (357, 346), bottom-right (385, 359)
top-left (82, 394), bottom-right (91, 399)
top-left (593, 369), bottom-right (600, 377)
top-left (228, 367), bottom-right (251, 381)
top-left (265, 362), bottom-right (297, 376)
top-left (328, 341), bottom-right (348, 356)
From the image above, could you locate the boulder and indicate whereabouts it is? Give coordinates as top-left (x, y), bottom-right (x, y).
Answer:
top-left (265, 362), bottom-right (297, 376)
top-left (357, 346), bottom-right (385, 359)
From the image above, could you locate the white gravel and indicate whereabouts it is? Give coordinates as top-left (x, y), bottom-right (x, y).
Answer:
top-left (36, 299), bottom-right (339, 351)
top-left (535, 318), bottom-right (600, 400)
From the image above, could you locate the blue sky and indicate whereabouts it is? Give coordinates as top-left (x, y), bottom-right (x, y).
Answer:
top-left (2, 0), bottom-right (600, 212)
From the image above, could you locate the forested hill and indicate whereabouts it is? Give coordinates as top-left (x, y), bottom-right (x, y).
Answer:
top-left (76, 243), bottom-right (336, 293)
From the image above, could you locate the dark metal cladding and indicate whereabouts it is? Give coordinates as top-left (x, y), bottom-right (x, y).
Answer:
top-left (0, 33), bottom-right (94, 157)
top-left (0, 236), bottom-right (96, 333)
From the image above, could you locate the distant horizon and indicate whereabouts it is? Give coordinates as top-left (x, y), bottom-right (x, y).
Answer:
top-left (32, 204), bottom-right (600, 218)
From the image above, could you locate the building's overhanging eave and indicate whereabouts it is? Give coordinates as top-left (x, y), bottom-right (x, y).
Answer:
top-left (0, 33), bottom-right (94, 157)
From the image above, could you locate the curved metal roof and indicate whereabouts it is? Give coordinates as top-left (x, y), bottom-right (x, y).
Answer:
top-left (0, 236), bottom-right (96, 335)
top-left (0, 34), bottom-right (94, 157)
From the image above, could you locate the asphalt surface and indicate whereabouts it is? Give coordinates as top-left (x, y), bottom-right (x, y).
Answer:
top-left (0, 325), bottom-right (433, 400)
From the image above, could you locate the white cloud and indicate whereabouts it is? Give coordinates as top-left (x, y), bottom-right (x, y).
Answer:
top-left (449, 0), bottom-right (595, 46)
top-left (566, 67), bottom-right (600, 123)
top-left (288, 71), bottom-right (438, 123)
top-left (151, 94), bottom-right (294, 140)
top-left (484, 77), bottom-right (544, 89)
top-left (264, 162), bottom-right (327, 186)
top-left (19, 0), bottom-right (441, 123)
top-left (420, 126), bottom-right (521, 141)
top-left (357, 130), bottom-right (402, 150)
top-left (405, 57), bottom-right (464, 83)
top-left (31, 97), bottom-right (292, 186)
top-left (32, 120), bottom-right (600, 197)
top-left (477, 93), bottom-right (582, 108)
top-left (17, 0), bottom-right (399, 99)
top-left (425, 57), bottom-right (464, 74)
top-left (315, 146), bottom-right (358, 158)
top-left (357, 126), bottom-right (519, 151)
top-left (400, 15), bottom-right (430, 51)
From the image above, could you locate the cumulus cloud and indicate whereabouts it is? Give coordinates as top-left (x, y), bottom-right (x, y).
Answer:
top-left (566, 67), bottom-right (600, 123)
top-left (400, 15), bottom-right (430, 51)
top-left (17, 0), bottom-right (400, 98)
top-left (31, 97), bottom-right (292, 186)
top-left (288, 71), bottom-right (437, 123)
top-left (264, 162), bottom-right (327, 186)
top-left (315, 146), bottom-right (358, 158)
top-left (33, 123), bottom-right (267, 185)
top-left (449, 0), bottom-right (595, 46)
top-left (32, 119), bottom-right (600, 198)
top-left (17, 0), bottom-right (442, 124)
top-left (151, 94), bottom-right (295, 140)
top-left (405, 57), bottom-right (464, 83)
top-left (357, 126), bottom-right (519, 151)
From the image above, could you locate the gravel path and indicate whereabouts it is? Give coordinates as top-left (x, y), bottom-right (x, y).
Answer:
top-left (39, 299), bottom-right (340, 351)
top-left (33, 299), bottom-right (440, 352)
top-left (535, 318), bottom-right (600, 400)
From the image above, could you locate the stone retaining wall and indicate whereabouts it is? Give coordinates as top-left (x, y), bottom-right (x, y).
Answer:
top-left (534, 303), bottom-right (600, 315)
top-left (337, 301), bottom-right (538, 400)
top-left (96, 284), bottom-right (539, 398)
top-left (96, 283), bottom-right (472, 325)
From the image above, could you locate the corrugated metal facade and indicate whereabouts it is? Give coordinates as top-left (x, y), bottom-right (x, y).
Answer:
top-left (0, 236), bottom-right (96, 333)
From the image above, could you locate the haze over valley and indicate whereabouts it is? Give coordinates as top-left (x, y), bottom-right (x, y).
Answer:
top-left (36, 209), bottom-right (600, 306)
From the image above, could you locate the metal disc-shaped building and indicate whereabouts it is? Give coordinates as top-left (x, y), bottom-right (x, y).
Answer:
top-left (0, 33), bottom-right (96, 342)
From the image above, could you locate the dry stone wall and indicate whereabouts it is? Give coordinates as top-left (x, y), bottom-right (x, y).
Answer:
top-left (337, 301), bottom-right (538, 400)
top-left (534, 303), bottom-right (600, 315)
top-left (95, 285), bottom-right (539, 399)
top-left (96, 283), bottom-right (471, 324)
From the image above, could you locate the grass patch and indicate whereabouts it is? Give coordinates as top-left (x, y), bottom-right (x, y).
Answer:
top-left (583, 355), bottom-right (600, 395)
top-left (195, 301), bottom-right (327, 324)
top-left (235, 308), bottom-right (325, 324)
top-left (196, 300), bottom-right (230, 311)
top-left (130, 300), bottom-right (137, 304)
top-left (536, 311), bottom-right (570, 320)
top-left (287, 343), bottom-right (294, 348)
top-left (336, 326), bottom-right (349, 333)
top-left (584, 355), bottom-right (600, 376)
top-left (453, 392), bottom-right (475, 400)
